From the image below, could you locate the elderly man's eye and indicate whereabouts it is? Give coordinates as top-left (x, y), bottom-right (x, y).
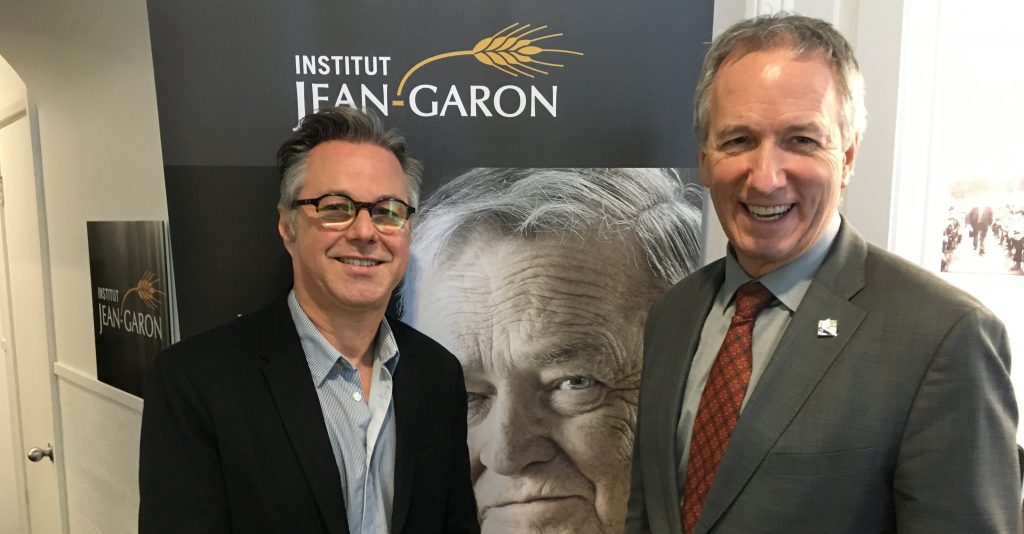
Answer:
top-left (466, 392), bottom-right (491, 422)
top-left (557, 376), bottom-right (596, 390)
top-left (549, 375), bottom-right (608, 415)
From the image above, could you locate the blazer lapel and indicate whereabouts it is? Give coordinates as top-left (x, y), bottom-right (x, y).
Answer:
top-left (695, 221), bottom-right (869, 533)
top-left (259, 301), bottom-right (348, 534)
top-left (645, 262), bottom-right (724, 532)
top-left (389, 322), bottom-right (421, 534)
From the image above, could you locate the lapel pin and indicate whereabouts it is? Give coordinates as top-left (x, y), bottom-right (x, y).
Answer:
top-left (817, 319), bottom-right (838, 338)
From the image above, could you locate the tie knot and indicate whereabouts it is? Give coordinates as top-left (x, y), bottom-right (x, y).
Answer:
top-left (733, 281), bottom-right (774, 319)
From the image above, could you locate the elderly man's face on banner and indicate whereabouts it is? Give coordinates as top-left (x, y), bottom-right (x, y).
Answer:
top-left (413, 233), bottom-right (654, 533)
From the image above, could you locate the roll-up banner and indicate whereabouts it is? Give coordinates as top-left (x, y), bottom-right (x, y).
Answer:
top-left (87, 221), bottom-right (175, 397)
top-left (147, 1), bottom-right (713, 531)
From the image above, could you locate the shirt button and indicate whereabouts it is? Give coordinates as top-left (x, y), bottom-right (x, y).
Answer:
top-left (352, 391), bottom-right (363, 402)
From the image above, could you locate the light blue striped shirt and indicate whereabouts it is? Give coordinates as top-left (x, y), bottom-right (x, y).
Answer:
top-left (288, 291), bottom-right (398, 534)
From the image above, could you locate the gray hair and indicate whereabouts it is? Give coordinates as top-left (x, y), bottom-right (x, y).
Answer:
top-left (694, 13), bottom-right (867, 148)
top-left (276, 106), bottom-right (423, 236)
top-left (401, 168), bottom-right (702, 313)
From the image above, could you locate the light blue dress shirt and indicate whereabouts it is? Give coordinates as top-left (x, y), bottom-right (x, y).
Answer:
top-left (288, 291), bottom-right (398, 534)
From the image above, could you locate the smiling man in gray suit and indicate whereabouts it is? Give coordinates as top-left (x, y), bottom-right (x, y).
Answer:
top-left (626, 13), bottom-right (1021, 534)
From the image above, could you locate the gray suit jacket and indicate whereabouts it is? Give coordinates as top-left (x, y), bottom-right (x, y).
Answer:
top-left (626, 220), bottom-right (1021, 533)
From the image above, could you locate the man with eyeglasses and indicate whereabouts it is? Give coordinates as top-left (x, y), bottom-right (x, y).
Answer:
top-left (139, 106), bottom-right (479, 534)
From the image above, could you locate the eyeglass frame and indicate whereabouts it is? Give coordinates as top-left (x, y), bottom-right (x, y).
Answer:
top-left (291, 192), bottom-right (416, 232)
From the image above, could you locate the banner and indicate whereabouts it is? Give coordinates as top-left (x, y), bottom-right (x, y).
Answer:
top-left (149, 0), bottom-right (713, 337)
top-left (147, 1), bottom-right (713, 531)
top-left (87, 221), bottom-right (175, 397)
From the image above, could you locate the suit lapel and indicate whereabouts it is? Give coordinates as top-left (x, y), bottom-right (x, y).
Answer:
top-left (259, 301), bottom-right (348, 534)
top-left (645, 262), bottom-right (724, 532)
top-left (389, 321), bottom-right (420, 534)
top-left (695, 221), bottom-right (869, 533)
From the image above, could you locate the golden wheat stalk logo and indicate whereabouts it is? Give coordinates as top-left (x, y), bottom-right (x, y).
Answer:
top-left (120, 271), bottom-right (165, 312)
top-left (392, 23), bottom-right (584, 106)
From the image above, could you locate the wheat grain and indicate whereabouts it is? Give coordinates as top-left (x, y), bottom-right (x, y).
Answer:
top-left (393, 22), bottom-right (583, 100)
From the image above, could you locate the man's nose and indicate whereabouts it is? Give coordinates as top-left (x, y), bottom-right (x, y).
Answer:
top-left (345, 208), bottom-right (378, 240)
top-left (747, 142), bottom-right (786, 194)
top-left (478, 392), bottom-right (556, 475)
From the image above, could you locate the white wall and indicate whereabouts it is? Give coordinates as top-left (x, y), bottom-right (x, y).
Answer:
top-left (847, 0), bottom-right (904, 248)
top-left (0, 0), bottom-right (166, 531)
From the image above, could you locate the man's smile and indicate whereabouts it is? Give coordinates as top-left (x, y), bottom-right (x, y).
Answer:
top-left (744, 203), bottom-right (793, 221)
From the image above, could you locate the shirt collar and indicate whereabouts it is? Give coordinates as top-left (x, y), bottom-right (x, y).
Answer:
top-left (722, 211), bottom-right (841, 312)
top-left (287, 290), bottom-right (400, 386)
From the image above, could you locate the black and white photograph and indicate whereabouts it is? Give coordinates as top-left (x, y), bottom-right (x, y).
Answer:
top-left (939, 180), bottom-right (1024, 275)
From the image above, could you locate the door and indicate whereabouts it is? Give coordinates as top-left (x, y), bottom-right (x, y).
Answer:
top-left (0, 110), bottom-right (28, 534)
top-left (0, 108), bottom-right (63, 533)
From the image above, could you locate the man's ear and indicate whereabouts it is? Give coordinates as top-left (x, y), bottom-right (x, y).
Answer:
top-left (698, 147), bottom-right (711, 187)
top-left (277, 206), bottom-right (295, 252)
top-left (841, 134), bottom-right (860, 189)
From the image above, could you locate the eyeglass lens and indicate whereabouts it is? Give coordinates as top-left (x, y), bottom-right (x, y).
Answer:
top-left (316, 195), bottom-right (410, 230)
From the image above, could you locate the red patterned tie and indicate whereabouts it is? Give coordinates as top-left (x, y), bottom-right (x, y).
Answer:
top-left (681, 281), bottom-right (775, 533)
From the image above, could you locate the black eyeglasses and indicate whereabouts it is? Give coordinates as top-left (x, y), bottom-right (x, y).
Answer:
top-left (292, 193), bottom-right (415, 233)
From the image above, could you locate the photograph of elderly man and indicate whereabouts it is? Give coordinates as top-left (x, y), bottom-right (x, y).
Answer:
top-left (401, 167), bottom-right (702, 533)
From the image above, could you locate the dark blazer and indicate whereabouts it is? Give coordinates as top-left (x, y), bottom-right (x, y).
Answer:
top-left (139, 298), bottom-right (479, 534)
top-left (967, 206), bottom-right (994, 230)
top-left (626, 220), bottom-right (1021, 533)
